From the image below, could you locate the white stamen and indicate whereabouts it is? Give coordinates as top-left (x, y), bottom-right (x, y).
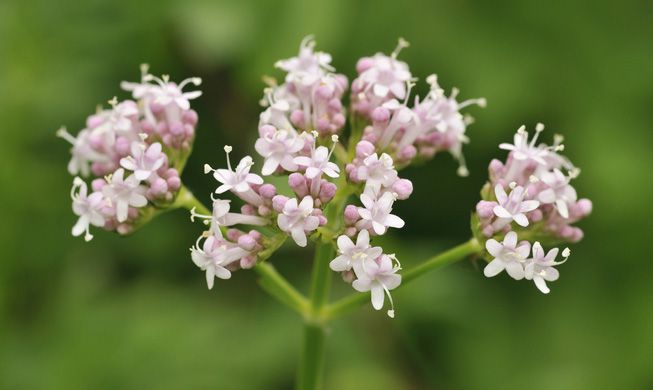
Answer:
top-left (204, 164), bottom-right (213, 174)
top-left (391, 37), bottom-right (410, 59)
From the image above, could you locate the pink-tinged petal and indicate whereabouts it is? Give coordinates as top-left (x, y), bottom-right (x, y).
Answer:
top-left (520, 200), bottom-right (540, 213)
top-left (532, 242), bottom-right (544, 259)
top-left (130, 193), bottom-right (148, 208)
top-left (498, 143), bottom-right (516, 151)
top-left (337, 235), bottom-right (355, 253)
top-left (378, 192), bottom-right (394, 210)
top-left (183, 91), bottom-right (202, 100)
top-left (120, 157), bottom-right (137, 171)
top-left (277, 215), bottom-right (290, 231)
top-left (323, 166), bottom-right (340, 178)
top-left (513, 213), bottom-right (529, 227)
top-left (493, 206), bottom-right (512, 219)
top-left (505, 261), bottom-right (525, 280)
top-left (303, 216), bottom-right (320, 231)
top-left (352, 278), bottom-right (372, 292)
top-left (556, 199), bottom-right (569, 219)
top-left (214, 169), bottom-right (232, 183)
top-left (538, 188), bottom-right (556, 204)
top-left (485, 239), bottom-right (503, 257)
top-left (504, 231), bottom-right (518, 248)
top-left (305, 167), bottom-right (321, 179)
top-left (483, 259), bottom-right (505, 277)
top-left (533, 276), bottom-right (550, 294)
top-left (234, 181), bottom-right (250, 193)
top-left (215, 184), bottom-right (232, 194)
top-left (293, 156), bottom-right (313, 167)
top-left (175, 97), bottom-right (191, 110)
top-left (113, 168), bottom-right (125, 182)
top-left (246, 173), bottom-right (264, 185)
top-left (134, 170), bottom-right (150, 181)
top-left (116, 201), bottom-right (129, 222)
top-left (357, 208), bottom-right (372, 220)
top-left (214, 266), bottom-right (232, 280)
top-left (360, 193), bottom-right (375, 209)
top-left (370, 286), bottom-right (385, 310)
top-left (291, 228), bottom-right (307, 247)
top-left (383, 274), bottom-right (402, 290)
top-left (330, 256), bottom-right (351, 272)
top-left (516, 243), bottom-right (531, 259)
top-left (384, 214), bottom-right (405, 229)
top-left (544, 248), bottom-right (559, 263)
top-left (372, 221), bottom-right (386, 235)
top-left (356, 229), bottom-right (370, 248)
top-left (495, 184), bottom-right (508, 204)
top-left (368, 247), bottom-right (383, 259)
top-left (299, 196), bottom-right (314, 211)
top-left (205, 268), bottom-right (215, 289)
top-left (314, 146), bottom-right (329, 161)
top-left (543, 267), bottom-right (560, 281)
top-left (390, 82), bottom-right (405, 99)
top-left (373, 83), bottom-right (389, 97)
top-left (262, 157), bottom-right (280, 176)
top-left (72, 216), bottom-right (88, 237)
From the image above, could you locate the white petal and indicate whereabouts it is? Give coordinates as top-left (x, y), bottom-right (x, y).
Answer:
top-left (513, 213), bottom-right (529, 227)
top-left (329, 256), bottom-right (351, 272)
top-left (384, 214), bottom-right (405, 229)
top-left (485, 239), bottom-right (503, 257)
top-left (495, 184), bottom-right (508, 204)
top-left (520, 200), bottom-right (540, 213)
top-left (504, 231), bottom-right (518, 248)
top-left (493, 206), bottom-right (512, 219)
top-left (370, 286), bottom-right (385, 310)
top-left (505, 261), bottom-right (525, 280)
top-left (291, 228), bottom-right (307, 247)
top-left (533, 276), bottom-right (550, 294)
top-left (483, 259), bottom-right (505, 277)
top-left (337, 235), bottom-right (355, 253)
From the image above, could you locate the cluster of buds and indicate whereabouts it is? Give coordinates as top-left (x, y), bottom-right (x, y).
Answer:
top-left (59, 65), bottom-right (201, 240)
top-left (350, 39), bottom-right (485, 173)
top-left (473, 124), bottom-right (592, 293)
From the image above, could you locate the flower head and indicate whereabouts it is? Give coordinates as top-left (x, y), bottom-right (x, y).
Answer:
top-left (483, 231), bottom-right (531, 280)
top-left (277, 196), bottom-right (320, 247)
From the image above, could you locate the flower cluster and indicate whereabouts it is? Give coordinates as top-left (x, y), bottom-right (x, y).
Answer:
top-left (60, 65), bottom-right (201, 240)
top-left (349, 39), bottom-right (485, 173)
top-left (473, 124), bottom-right (592, 293)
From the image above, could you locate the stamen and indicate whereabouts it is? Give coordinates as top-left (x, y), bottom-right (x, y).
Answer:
top-left (381, 282), bottom-right (396, 318)
top-left (139, 133), bottom-right (148, 142)
top-left (562, 247), bottom-right (571, 258)
top-left (204, 164), bottom-right (214, 174)
top-left (403, 81), bottom-right (416, 105)
top-left (391, 37), bottom-right (410, 59)
top-left (178, 77), bottom-right (202, 89)
top-left (139, 63), bottom-right (150, 80)
top-left (509, 181), bottom-right (517, 189)
top-left (108, 96), bottom-right (118, 107)
top-left (530, 123), bottom-right (545, 147)
top-left (56, 127), bottom-right (77, 145)
top-left (224, 145), bottom-right (233, 171)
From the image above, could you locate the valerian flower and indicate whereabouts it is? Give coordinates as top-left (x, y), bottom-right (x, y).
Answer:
top-left (524, 243), bottom-right (569, 294)
top-left (483, 231), bottom-right (530, 280)
top-left (352, 254), bottom-right (402, 317)
top-left (330, 230), bottom-right (383, 272)
top-left (277, 196), bottom-right (320, 247)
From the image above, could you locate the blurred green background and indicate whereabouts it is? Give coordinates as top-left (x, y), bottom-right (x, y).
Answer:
top-left (1, 0), bottom-right (652, 388)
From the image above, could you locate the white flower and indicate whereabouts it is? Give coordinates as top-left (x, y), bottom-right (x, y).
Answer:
top-left (191, 235), bottom-right (248, 289)
top-left (356, 153), bottom-right (398, 193)
top-left (277, 196), bottom-right (320, 247)
top-left (360, 53), bottom-right (411, 99)
top-left (102, 168), bottom-right (147, 222)
top-left (499, 125), bottom-right (549, 165)
top-left (143, 74), bottom-right (202, 111)
top-left (70, 177), bottom-right (106, 241)
top-left (525, 242), bottom-right (569, 294)
top-left (208, 146), bottom-right (264, 205)
top-left (120, 141), bottom-right (166, 181)
top-left (537, 169), bottom-right (578, 219)
top-left (293, 144), bottom-right (340, 180)
top-left (57, 128), bottom-right (106, 176)
top-left (356, 191), bottom-right (405, 235)
top-left (483, 231), bottom-right (531, 280)
top-left (352, 254), bottom-right (402, 317)
top-left (191, 199), bottom-right (268, 238)
top-left (275, 35), bottom-right (333, 85)
top-left (493, 184), bottom-right (540, 227)
top-left (255, 129), bottom-right (305, 175)
top-left (330, 230), bottom-right (383, 272)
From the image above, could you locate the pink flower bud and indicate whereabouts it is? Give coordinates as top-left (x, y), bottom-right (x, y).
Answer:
top-left (258, 183), bottom-right (277, 199)
top-left (91, 178), bottom-right (106, 192)
top-left (272, 195), bottom-right (289, 212)
top-left (241, 204), bottom-right (256, 215)
top-left (319, 181), bottom-right (337, 203)
top-left (240, 255), bottom-right (256, 269)
top-left (476, 200), bottom-right (496, 219)
top-left (356, 57), bottom-right (374, 73)
top-left (227, 229), bottom-right (242, 241)
top-left (344, 205), bottom-right (360, 224)
top-left (356, 140), bottom-right (376, 159)
top-left (392, 179), bottom-right (413, 200)
top-left (371, 107), bottom-right (390, 123)
top-left (182, 109), bottom-right (198, 125)
top-left (166, 176), bottom-right (181, 192)
top-left (238, 234), bottom-right (257, 251)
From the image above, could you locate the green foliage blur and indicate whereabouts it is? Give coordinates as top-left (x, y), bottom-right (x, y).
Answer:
top-left (1, 0), bottom-right (652, 388)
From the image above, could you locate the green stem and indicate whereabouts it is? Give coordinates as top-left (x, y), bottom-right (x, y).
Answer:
top-left (298, 242), bottom-right (335, 390)
top-left (255, 262), bottom-right (309, 316)
top-left (322, 238), bottom-right (482, 320)
top-left (175, 185), bottom-right (211, 215)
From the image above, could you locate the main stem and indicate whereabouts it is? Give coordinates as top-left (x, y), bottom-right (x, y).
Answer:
top-left (298, 242), bottom-right (334, 390)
